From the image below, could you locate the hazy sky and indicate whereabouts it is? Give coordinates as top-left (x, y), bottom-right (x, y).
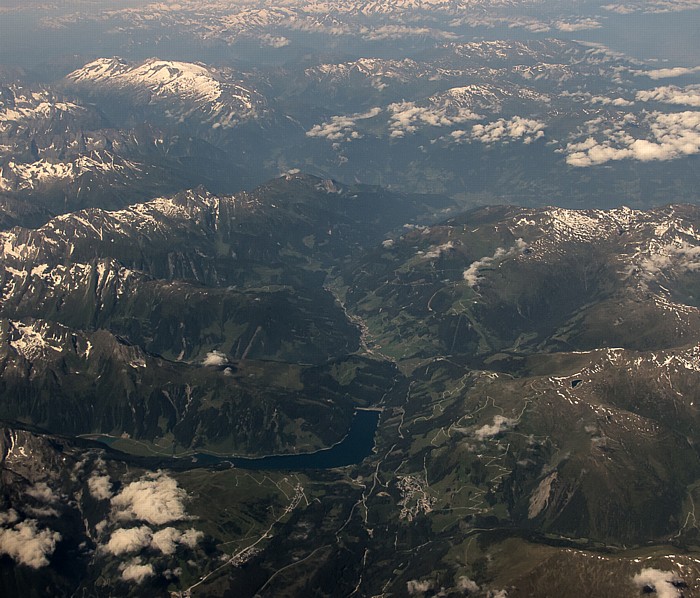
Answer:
top-left (2, 0), bottom-right (699, 74)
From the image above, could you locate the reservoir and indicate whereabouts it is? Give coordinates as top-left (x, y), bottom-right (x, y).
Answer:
top-left (194, 409), bottom-right (381, 470)
top-left (83, 409), bottom-right (382, 471)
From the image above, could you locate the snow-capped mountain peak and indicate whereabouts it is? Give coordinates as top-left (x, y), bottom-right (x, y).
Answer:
top-left (66, 57), bottom-right (266, 128)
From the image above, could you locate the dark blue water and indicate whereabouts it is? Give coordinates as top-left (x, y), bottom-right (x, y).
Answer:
top-left (86, 410), bottom-right (380, 470)
top-left (191, 409), bottom-right (380, 470)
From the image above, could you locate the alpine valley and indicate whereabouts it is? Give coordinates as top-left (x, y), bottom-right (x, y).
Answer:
top-left (2, 1), bottom-right (700, 597)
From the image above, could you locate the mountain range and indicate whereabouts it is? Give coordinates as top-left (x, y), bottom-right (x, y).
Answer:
top-left (2, 36), bottom-right (700, 224)
top-left (2, 1), bottom-right (700, 595)
top-left (0, 175), bottom-right (700, 595)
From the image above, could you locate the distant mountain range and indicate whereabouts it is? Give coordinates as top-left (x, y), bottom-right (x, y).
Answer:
top-left (1, 37), bottom-right (699, 221)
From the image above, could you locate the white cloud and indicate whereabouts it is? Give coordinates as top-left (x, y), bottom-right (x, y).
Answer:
top-left (637, 85), bottom-right (700, 107)
top-left (306, 108), bottom-right (381, 142)
top-left (180, 528), bottom-right (204, 548)
top-left (0, 509), bottom-right (19, 525)
top-left (388, 99), bottom-right (481, 138)
top-left (475, 415), bottom-right (517, 440)
top-left (421, 241), bottom-right (455, 259)
top-left (288, 19), bottom-right (358, 37)
top-left (105, 525), bottom-right (153, 556)
top-left (120, 558), bottom-right (155, 584)
top-left (151, 527), bottom-right (180, 555)
top-left (632, 241), bottom-right (700, 282)
top-left (0, 520), bottom-right (61, 568)
top-left (589, 95), bottom-right (634, 106)
top-left (88, 474), bottom-right (113, 500)
top-left (642, 66), bottom-right (700, 80)
top-left (202, 350), bottom-right (229, 366)
top-left (407, 579), bottom-right (434, 595)
top-left (104, 524), bottom-right (202, 556)
top-left (578, 41), bottom-right (630, 62)
top-left (450, 15), bottom-right (551, 32)
top-left (25, 506), bottom-right (59, 518)
top-left (457, 576), bottom-right (479, 592)
top-left (257, 33), bottom-right (289, 48)
top-left (25, 482), bottom-right (58, 503)
top-left (470, 117), bottom-right (545, 145)
top-left (151, 527), bottom-right (203, 554)
top-left (463, 239), bottom-right (527, 287)
top-left (364, 25), bottom-right (457, 41)
top-left (632, 568), bottom-right (682, 598)
top-left (555, 18), bottom-right (602, 31)
top-left (516, 19), bottom-right (551, 33)
top-left (602, 3), bottom-right (638, 13)
top-left (566, 111), bottom-right (700, 166)
top-left (110, 472), bottom-right (188, 525)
